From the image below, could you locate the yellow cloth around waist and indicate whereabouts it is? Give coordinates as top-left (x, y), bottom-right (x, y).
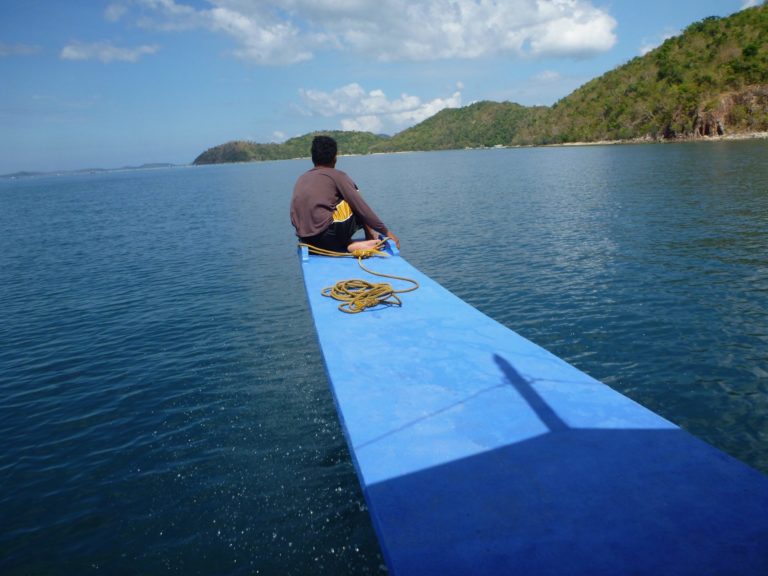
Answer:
top-left (332, 200), bottom-right (353, 223)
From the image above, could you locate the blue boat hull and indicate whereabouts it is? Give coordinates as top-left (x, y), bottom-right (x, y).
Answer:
top-left (298, 244), bottom-right (768, 575)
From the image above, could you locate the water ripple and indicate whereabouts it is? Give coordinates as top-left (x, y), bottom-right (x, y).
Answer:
top-left (2, 145), bottom-right (768, 574)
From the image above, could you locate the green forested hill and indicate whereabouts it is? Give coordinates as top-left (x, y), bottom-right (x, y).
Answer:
top-left (540, 5), bottom-right (768, 143)
top-left (194, 4), bottom-right (768, 164)
top-left (376, 4), bottom-right (768, 151)
top-left (193, 131), bottom-right (388, 165)
top-left (369, 101), bottom-right (550, 152)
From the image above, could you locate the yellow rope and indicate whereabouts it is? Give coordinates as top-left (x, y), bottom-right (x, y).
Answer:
top-left (298, 240), bottom-right (419, 314)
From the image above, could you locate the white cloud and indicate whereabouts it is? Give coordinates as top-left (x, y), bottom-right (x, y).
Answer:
top-left (528, 1), bottom-right (617, 57)
top-left (112, 0), bottom-right (617, 64)
top-left (60, 41), bottom-right (160, 63)
top-left (207, 5), bottom-right (312, 64)
top-left (115, 0), bottom-right (312, 63)
top-left (741, 0), bottom-right (760, 8)
top-left (299, 83), bottom-right (462, 134)
top-left (142, 0), bottom-right (198, 16)
top-left (341, 115), bottom-right (384, 133)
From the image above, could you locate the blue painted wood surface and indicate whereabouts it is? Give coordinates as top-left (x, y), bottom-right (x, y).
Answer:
top-left (298, 245), bottom-right (768, 575)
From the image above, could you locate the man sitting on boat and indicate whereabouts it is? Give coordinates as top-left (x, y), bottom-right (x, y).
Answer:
top-left (290, 135), bottom-right (400, 253)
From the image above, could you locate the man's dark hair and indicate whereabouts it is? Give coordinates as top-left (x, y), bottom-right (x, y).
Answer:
top-left (311, 135), bottom-right (337, 166)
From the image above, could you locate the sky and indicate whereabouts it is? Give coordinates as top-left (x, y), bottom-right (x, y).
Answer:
top-left (0, 0), bottom-right (762, 174)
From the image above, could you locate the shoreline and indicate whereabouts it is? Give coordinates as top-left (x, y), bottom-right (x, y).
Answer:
top-left (6, 132), bottom-right (767, 177)
top-left (373, 131), bottom-right (768, 156)
top-left (549, 131), bottom-right (768, 148)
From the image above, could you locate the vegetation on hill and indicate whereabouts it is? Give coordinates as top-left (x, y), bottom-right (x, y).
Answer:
top-left (370, 102), bottom-right (550, 152)
top-left (539, 5), bottom-right (768, 144)
top-left (194, 4), bottom-right (768, 164)
top-left (193, 131), bottom-right (388, 165)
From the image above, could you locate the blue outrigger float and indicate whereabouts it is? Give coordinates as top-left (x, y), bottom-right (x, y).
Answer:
top-left (298, 240), bottom-right (768, 575)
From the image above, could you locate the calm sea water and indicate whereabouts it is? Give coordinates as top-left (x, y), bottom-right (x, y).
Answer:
top-left (1, 140), bottom-right (767, 574)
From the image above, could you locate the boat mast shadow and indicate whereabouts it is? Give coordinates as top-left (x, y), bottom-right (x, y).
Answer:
top-left (492, 353), bottom-right (569, 433)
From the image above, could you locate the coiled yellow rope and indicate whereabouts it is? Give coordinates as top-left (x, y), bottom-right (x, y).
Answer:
top-left (298, 240), bottom-right (419, 314)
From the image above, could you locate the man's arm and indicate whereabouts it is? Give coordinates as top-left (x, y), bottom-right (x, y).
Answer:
top-left (385, 230), bottom-right (400, 249)
top-left (365, 225), bottom-right (400, 249)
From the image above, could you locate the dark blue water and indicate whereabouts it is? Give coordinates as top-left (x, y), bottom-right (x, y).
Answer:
top-left (1, 141), bottom-right (767, 574)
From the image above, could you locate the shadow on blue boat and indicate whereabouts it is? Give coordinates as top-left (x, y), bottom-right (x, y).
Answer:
top-left (364, 354), bottom-right (768, 576)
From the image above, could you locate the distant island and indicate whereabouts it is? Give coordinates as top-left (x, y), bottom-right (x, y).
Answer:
top-left (1, 163), bottom-right (181, 180)
top-left (194, 4), bottom-right (768, 165)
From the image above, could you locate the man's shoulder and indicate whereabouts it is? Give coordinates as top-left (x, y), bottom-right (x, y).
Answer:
top-left (314, 166), bottom-right (355, 186)
top-left (315, 165), bottom-right (349, 178)
top-left (297, 166), bottom-right (332, 181)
